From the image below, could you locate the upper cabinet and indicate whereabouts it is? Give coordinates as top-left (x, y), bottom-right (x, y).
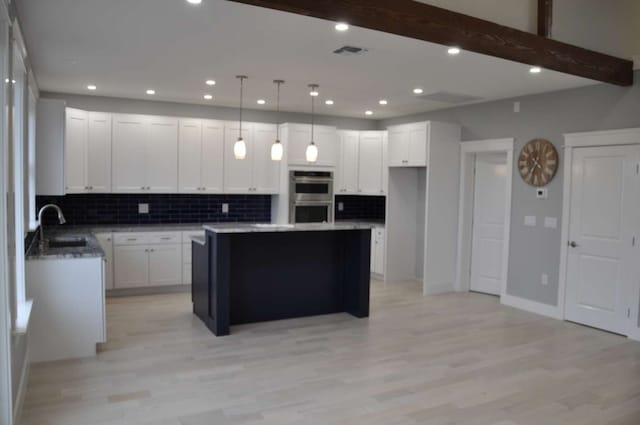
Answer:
top-left (388, 122), bottom-right (429, 167)
top-left (283, 123), bottom-right (337, 167)
top-left (336, 130), bottom-right (387, 196)
top-left (178, 119), bottom-right (224, 193)
top-left (336, 130), bottom-right (359, 194)
top-left (112, 114), bottom-right (178, 193)
top-left (224, 122), bottom-right (280, 194)
top-left (64, 108), bottom-right (112, 193)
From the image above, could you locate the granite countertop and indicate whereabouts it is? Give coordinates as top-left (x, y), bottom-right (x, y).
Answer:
top-left (335, 219), bottom-right (385, 227)
top-left (191, 235), bottom-right (206, 245)
top-left (204, 222), bottom-right (375, 234)
top-left (55, 223), bottom-right (207, 234)
top-left (27, 231), bottom-right (105, 260)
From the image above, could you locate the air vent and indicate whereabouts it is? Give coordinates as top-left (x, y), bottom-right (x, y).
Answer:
top-left (333, 45), bottom-right (368, 56)
top-left (418, 91), bottom-right (483, 104)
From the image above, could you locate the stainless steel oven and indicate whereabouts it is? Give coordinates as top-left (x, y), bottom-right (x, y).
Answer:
top-left (289, 171), bottom-right (334, 223)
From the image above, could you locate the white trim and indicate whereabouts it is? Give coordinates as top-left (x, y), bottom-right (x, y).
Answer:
top-left (501, 294), bottom-right (563, 320)
top-left (455, 138), bottom-right (513, 300)
top-left (559, 128), bottom-right (640, 339)
top-left (12, 344), bottom-right (28, 425)
top-left (12, 299), bottom-right (32, 335)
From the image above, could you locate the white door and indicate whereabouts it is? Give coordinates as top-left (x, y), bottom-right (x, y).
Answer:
top-left (114, 245), bottom-right (149, 288)
top-left (201, 120), bottom-right (224, 193)
top-left (252, 123), bottom-right (280, 194)
top-left (178, 119), bottom-right (203, 193)
top-left (565, 145), bottom-right (640, 334)
top-left (64, 108), bottom-right (88, 193)
top-left (146, 117), bottom-right (178, 192)
top-left (388, 125), bottom-right (409, 166)
top-left (86, 112), bottom-right (111, 192)
top-left (469, 153), bottom-right (508, 296)
top-left (148, 245), bottom-right (182, 286)
top-left (338, 131), bottom-right (359, 194)
top-left (112, 114), bottom-right (148, 193)
top-left (224, 124), bottom-right (253, 193)
top-left (358, 132), bottom-right (383, 195)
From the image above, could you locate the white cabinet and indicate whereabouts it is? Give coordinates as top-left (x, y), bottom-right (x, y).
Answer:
top-left (224, 122), bottom-right (280, 194)
top-left (36, 99), bottom-right (66, 195)
top-left (283, 123), bottom-right (338, 167)
top-left (370, 226), bottom-right (385, 275)
top-left (358, 131), bottom-right (385, 195)
top-left (336, 130), bottom-right (359, 194)
top-left (182, 230), bottom-right (205, 285)
top-left (64, 109), bottom-right (112, 193)
top-left (179, 119), bottom-right (224, 193)
top-left (112, 232), bottom-right (183, 288)
top-left (388, 122), bottom-right (429, 167)
top-left (112, 114), bottom-right (178, 193)
top-left (95, 233), bottom-right (114, 290)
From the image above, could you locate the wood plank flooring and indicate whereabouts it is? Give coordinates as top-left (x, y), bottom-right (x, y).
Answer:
top-left (22, 280), bottom-right (640, 425)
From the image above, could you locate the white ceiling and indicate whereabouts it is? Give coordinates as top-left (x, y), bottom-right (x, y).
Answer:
top-left (16, 0), bottom-right (598, 119)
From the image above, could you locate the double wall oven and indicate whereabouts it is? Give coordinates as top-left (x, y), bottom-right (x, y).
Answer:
top-left (289, 171), bottom-right (334, 223)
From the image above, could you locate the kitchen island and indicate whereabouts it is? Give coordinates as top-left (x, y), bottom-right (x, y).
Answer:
top-left (192, 223), bottom-right (373, 336)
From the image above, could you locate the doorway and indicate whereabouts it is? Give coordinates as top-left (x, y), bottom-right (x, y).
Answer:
top-left (456, 139), bottom-right (514, 297)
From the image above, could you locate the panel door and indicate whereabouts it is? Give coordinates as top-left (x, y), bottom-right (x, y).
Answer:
top-left (388, 126), bottom-right (410, 166)
top-left (408, 123), bottom-right (428, 166)
top-left (178, 119), bottom-right (203, 193)
top-left (358, 131), bottom-right (384, 195)
top-left (95, 233), bottom-right (114, 290)
top-left (252, 123), bottom-right (280, 194)
top-left (286, 124), bottom-right (311, 166)
top-left (64, 108), bottom-right (88, 193)
top-left (224, 124), bottom-right (253, 193)
top-left (313, 126), bottom-right (338, 167)
top-left (112, 114), bottom-right (148, 193)
top-left (147, 117), bottom-right (178, 192)
top-left (148, 245), bottom-right (182, 286)
top-left (469, 153), bottom-right (508, 296)
top-left (374, 228), bottom-right (385, 275)
top-left (565, 145), bottom-right (640, 334)
top-left (86, 112), bottom-right (112, 192)
top-left (337, 131), bottom-right (359, 194)
top-left (114, 245), bottom-right (149, 288)
top-left (201, 120), bottom-right (225, 193)
top-left (370, 228), bottom-right (376, 273)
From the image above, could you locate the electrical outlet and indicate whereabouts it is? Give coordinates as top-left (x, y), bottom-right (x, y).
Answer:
top-left (138, 203), bottom-right (149, 214)
top-left (536, 188), bottom-right (548, 199)
top-left (338, 202), bottom-right (344, 211)
top-left (222, 203), bottom-right (229, 214)
top-left (544, 217), bottom-right (558, 229)
top-left (524, 216), bottom-right (536, 227)
top-left (541, 274), bottom-right (549, 286)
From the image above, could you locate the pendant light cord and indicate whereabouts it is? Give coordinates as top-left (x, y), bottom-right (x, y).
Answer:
top-left (238, 76), bottom-right (245, 138)
top-left (276, 81), bottom-right (281, 141)
top-left (311, 88), bottom-right (315, 144)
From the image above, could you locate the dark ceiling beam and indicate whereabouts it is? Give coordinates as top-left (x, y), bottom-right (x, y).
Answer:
top-left (227, 0), bottom-right (633, 86)
top-left (538, 0), bottom-right (553, 37)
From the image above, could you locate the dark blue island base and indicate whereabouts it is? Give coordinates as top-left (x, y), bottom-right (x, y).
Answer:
top-left (192, 224), bottom-right (372, 336)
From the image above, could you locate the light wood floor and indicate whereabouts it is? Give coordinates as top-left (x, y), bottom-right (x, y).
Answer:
top-left (22, 280), bottom-right (640, 425)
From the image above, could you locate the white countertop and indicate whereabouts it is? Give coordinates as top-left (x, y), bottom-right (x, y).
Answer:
top-left (203, 222), bottom-right (374, 233)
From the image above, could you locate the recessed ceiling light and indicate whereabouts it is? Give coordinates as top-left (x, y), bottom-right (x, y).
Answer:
top-left (186, 0), bottom-right (202, 4)
top-left (87, 84), bottom-right (97, 90)
top-left (413, 88), bottom-right (424, 95)
top-left (447, 47), bottom-right (461, 55)
top-left (146, 89), bottom-right (155, 95)
top-left (205, 79), bottom-right (216, 86)
top-left (379, 99), bottom-right (388, 105)
top-left (335, 22), bottom-right (349, 32)
top-left (325, 100), bottom-right (334, 105)
top-left (257, 99), bottom-right (266, 105)
top-left (529, 66), bottom-right (542, 74)
top-left (203, 94), bottom-right (213, 100)
top-left (365, 110), bottom-right (373, 116)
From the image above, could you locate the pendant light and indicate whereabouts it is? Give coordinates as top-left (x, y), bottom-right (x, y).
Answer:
top-left (306, 84), bottom-right (319, 163)
top-left (271, 79), bottom-right (285, 161)
top-left (234, 75), bottom-right (248, 159)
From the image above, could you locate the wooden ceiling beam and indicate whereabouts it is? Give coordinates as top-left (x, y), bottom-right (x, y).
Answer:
top-left (227, 0), bottom-right (633, 86)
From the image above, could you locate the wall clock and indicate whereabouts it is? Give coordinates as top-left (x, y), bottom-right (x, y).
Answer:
top-left (518, 139), bottom-right (558, 187)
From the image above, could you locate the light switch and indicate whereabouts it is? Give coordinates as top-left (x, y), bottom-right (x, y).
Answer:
top-left (222, 203), bottom-right (229, 214)
top-left (544, 217), bottom-right (558, 229)
top-left (524, 216), bottom-right (536, 227)
top-left (513, 101), bottom-right (520, 113)
top-left (138, 203), bottom-right (149, 214)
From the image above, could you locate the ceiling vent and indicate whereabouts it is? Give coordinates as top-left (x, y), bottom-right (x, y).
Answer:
top-left (418, 91), bottom-right (483, 104)
top-left (333, 45), bottom-right (368, 56)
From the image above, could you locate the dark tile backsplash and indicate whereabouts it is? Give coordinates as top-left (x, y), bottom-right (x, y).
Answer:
top-left (35, 194), bottom-right (271, 226)
top-left (335, 195), bottom-right (385, 221)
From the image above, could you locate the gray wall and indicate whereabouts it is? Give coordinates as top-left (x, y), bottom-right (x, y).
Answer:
top-left (379, 70), bottom-right (640, 306)
top-left (40, 92), bottom-right (378, 131)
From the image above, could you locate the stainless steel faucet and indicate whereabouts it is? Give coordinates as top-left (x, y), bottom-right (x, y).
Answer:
top-left (37, 204), bottom-right (66, 250)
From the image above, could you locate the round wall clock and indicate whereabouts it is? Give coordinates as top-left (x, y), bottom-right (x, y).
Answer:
top-left (518, 139), bottom-right (558, 187)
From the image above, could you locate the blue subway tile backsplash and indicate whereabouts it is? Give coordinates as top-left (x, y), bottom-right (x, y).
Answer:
top-left (334, 195), bottom-right (385, 221)
top-left (35, 194), bottom-right (271, 226)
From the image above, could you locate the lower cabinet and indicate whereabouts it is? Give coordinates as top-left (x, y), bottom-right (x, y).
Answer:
top-left (95, 233), bottom-right (114, 290)
top-left (370, 226), bottom-right (385, 276)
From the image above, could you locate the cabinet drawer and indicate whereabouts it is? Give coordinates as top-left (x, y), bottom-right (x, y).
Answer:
top-left (114, 233), bottom-right (148, 246)
top-left (182, 230), bottom-right (205, 243)
top-left (147, 232), bottom-right (182, 245)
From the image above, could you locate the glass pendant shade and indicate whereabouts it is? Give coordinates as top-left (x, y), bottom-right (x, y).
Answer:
top-left (271, 140), bottom-right (283, 161)
top-left (306, 142), bottom-right (318, 163)
top-left (234, 137), bottom-right (247, 160)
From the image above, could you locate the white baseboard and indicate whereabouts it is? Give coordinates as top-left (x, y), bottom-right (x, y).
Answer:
top-left (501, 294), bottom-right (562, 320)
top-left (424, 281), bottom-right (455, 295)
top-left (13, 345), bottom-right (29, 425)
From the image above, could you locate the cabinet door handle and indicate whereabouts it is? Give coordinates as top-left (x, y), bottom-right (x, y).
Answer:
top-left (160, 237), bottom-right (171, 240)
top-left (140, 186), bottom-right (145, 190)
top-left (127, 238), bottom-right (138, 241)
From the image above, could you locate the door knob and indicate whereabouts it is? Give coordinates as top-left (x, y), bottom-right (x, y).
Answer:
top-left (569, 241), bottom-right (579, 248)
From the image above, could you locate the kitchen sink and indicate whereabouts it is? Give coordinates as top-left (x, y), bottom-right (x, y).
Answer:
top-left (47, 237), bottom-right (88, 248)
